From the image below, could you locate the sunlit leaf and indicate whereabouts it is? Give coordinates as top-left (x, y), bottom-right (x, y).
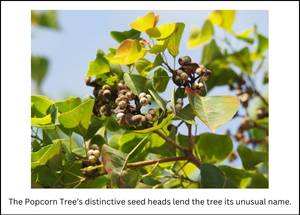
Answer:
top-left (111, 39), bottom-right (147, 65)
top-left (31, 140), bottom-right (61, 169)
top-left (58, 99), bottom-right (94, 139)
top-left (55, 96), bottom-right (81, 113)
top-left (123, 73), bottom-right (147, 96)
top-left (135, 58), bottom-right (152, 77)
top-left (31, 56), bottom-right (48, 87)
top-left (257, 34), bottom-right (269, 54)
top-left (187, 20), bottom-right (213, 48)
top-left (31, 104), bottom-right (59, 129)
top-left (149, 39), bottom-right (169, 54)
top-left (153, 68), bottom-right (170, 93)
top-left (130, 12), bottom-right (156, 32)
top-left (196, 133), bottom-right (233, 165)
top-left (237, 145), bottom-right (268, 170)
top-left (234, 28), bottom-right (255, 43)
top-left (110, 28), bottom-right (141, 43)
top-left (86, 49), bottom-right (110, 76)
top-left (229, 47), bottom-right (253, 74)
top-left (146, 23), bottom-right (176, 40)
top-left (186, 87), bottom-right (240, 132)
top-left (167, 22), bottom-right (185, 57)
top-left (152, 53), bottom-right (163, 69)
top-left (208, 10), bottom-right (235, 31)
top-left (31, 95), bottom-right (54, 117)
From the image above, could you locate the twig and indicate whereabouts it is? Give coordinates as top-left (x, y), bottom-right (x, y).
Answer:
top-left (153, 130), bottom-right (187, 154)
top-left (127, 156), bottom-right (188, 169)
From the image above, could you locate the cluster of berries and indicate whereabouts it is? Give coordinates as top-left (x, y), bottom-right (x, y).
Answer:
top-left (82, 144), bottom-right (101, 177)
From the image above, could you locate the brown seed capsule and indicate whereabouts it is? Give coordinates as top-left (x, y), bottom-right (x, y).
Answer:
top-left (205, 70), bottom-right (212, 76)
top-left (102, 85), bottom-right (111, 91)
top-left (84, 76), bottom-right (91, 85)
top-left (191, 82), bottom-right (198, 90)
top-left (180, 72), bottom-right (189, 81)
top-left (175, 103), bottom-right (182, 112)
top-left (202, 76), bottom-right (208, 81)
top-left (148, 109), bottom-right (156, 116)
top-left (184, 56), bottom-right (191, 64)
top-left (195, 67), bottom-right (202, 76)
top-left (176, 99), bottom-right (183, 106)
top-left (93, 150), bottom-right (100, 159)
top-left (118, 101), bottom-right (128, 109)
top-left (131, 114), bottom-right (143, 126)
top-left (198, 82), bottom-right (205, 90)
top-left (103, 89), bottom-right (111, 98)
top-left (140, 97), bottom-right (148, 106)
top-left (117, 113), bottom-right (126, 126)
top-left (90, 144), bottom-right (99, 151)
top-left (126, 91), bottom-right (135, 101)
top-left (145, 113), bottom-right (153, 121)
top-left (141, 116), bottom-right (148, 128)
top-left (125, 113), bottom-right (134, 124)
top-left (89, 155), bottom-right (98, 164)
top-left (178, 57), bottom-right (186, 66)
top-left (138, 92), bottom-right (146, 100)
top-left (177, 69), bottom-right (184, 76)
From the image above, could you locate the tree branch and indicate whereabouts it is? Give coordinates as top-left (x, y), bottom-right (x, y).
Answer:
top-left (127, 156), bottom-right (188, 169)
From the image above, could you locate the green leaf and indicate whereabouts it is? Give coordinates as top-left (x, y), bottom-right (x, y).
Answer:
top-left (39, 10), bottom-right (59, 30)
top-left (234, 28), bottom-right (255, 43)
top-left (135, 58), bottom-right (152, 77)
top-left (105, 116), bottom-right (120, 133)
top-left (248, 172), bottom-right (268, 188)
top-left (196, 133), bottom-right (233, 165)
top-left (237, 145), bottom-right (268, 170)
top-left (152, 53), bottom-right (163, 69)
top-left (229, 47), bottom-right (253, 74)
top-left (55, 96), bottom-right (81, 113)
top-left (31, 140), bottom-right (61, 169)
top-left (149, 39), bottom-right (169, 54)
top-left (71, 148), bottom-right (87, 158)
top-left (92, 175), bottom-right (109, 188)
top-left (118, 170), bottom-right (140, 188)
top-left (111, 39), bottom-right (147, 65)
top-left (205, 62), bottom-right (238, 92)
top-left (123, 73), bottom-right (147, 96)
top-left (218, 165), bottom-right (256, 188)
top-left (186, 87), bottom-right (240, 132)
top-left (146, 23), bottom-right (176, 40)
top-left (86, 49), bottom-right (110, 76)
top-left (61, 139), bottom-right (78, 161)
top-left (200, 163), bottom-right (226, 188)
top-left (31, 56), bottom-right (48, 87)
top-left (89, 126), bottom-right (107, 150)
top-left (58, 99), bottom-right (94, 139)
top-left (31, 104), bottom-right (59, 129)
top-left (257, 34), bottom-right (269, 54)
top-left (31, 140), bottom-right (41, 152)
top-left (148, 88), bottom-right (167, 113)
top-left (110, 29), bottom-right (141, 43)
top-left (31, 95), bottom-right (54, 117)
top-left (153, 68), bottom-right (170, 93)
top-left (208, 10), bottom-right (235, 31)
top-left (110, 63), bottom-right (124, 78)
top-left (167, 22), bottom-right (185, 57)
top-left (202, 39), bottom-right (223, 65)
top-left (147, 128), bottom-right (176, 157)
top-left (187, 20), bottom-right (213, 48)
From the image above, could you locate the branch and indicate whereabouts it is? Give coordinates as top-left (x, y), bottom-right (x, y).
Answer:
top-left (153, 130), bottom-right (188, 154)
top-left (127, 156), bottom-right (188, 169)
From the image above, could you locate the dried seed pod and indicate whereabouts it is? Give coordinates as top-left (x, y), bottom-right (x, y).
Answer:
top-left (131, 114), bottom-right (143, 126)
top-left (87, 149), bottom-right (94, 157)
top-left (89, 144), bottom-right (99, 151)
top-left (118, 101), bottom-right (128, 109)
top-left (125, 113), bottom-right (134, 124)
top-left (93, 150), bottom-right (100, 159)
top-left (177, 69), bottom-right (184, 76)
top-left (191, 82), bottom-right (198, 90)
top-left (120, 95), bottom-right (129, 102)
top-left (202, 76), bottom-right (208, 81)
top-left (180, 72), bottom-right (189, 81)
top-left (126, 91), bottom-right (135, 101)
top-left (141, 115), bottom-right (148, 128)
top-left (89, 155), bottom-right (98, 164)
top-left (145, 113), bottom-right (153, 121)
top-left (205, 70), bottom-right (212, 76)
top-left (140, 97), bottom-right (148, 106)
top-left (195, 67), bottom-right (202, 76)
top-left (199, 65), bottom-right (206, 72)
top-left (117, 112), bottom-right (125, 121)
top-left (103, 89), bottom-right (111, 98)
top-left (148, 109), bottom-right (156, 116)
top-left (146, 94), bottom-right (152, 103)
top-left (117, 113), bottom-right (126, 126)
top-left (175, 103), bottom-right (182, 112)
top-left (198, 82), bottom-right (205, 90)
top-left (178, 57), bottom-right (186, 66)
top-left (176, 99), bottom-right (183, 106)
top-left (102, 85), bottom-right (111, 90)
top-left (184, 56), bottom-right (192, 64)
top-left (84, 76), bottom-right (91, 85)
top-left (138, 92), bottom-right (146, 100)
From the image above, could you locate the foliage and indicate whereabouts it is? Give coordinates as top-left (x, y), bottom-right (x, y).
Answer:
top-left (31, 11), bottom-right (268, 188)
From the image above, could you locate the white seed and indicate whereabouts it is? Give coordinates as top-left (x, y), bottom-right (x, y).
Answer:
top-left (89, 155), bottom-right (97, 164)
top-left (178, 57), bottom-right (186, 65)
top-left (118, 101), bottom-right (127, 109)
top-left (146, 94), bottom-right (152, 103)
top-left (198, 82), bottom-right (204, 90)
top-left (196, 67), bottom-right (202, 76)
top-left (180, 72), bottom-right (188, 81)
top-left (175, 103), bottom-right (182, 112)
top-left (90, 144), bottom-right (99, 151)
top-left (175, 75), bottom-right (180, 82)
top-left (177, 69), bottom-right (184, 76)
top-left (87, 149), bottom-right (94, 157)
top-left (93, 150), bottom-right (100, 159)
top-left (152, 115), bottom-right (158, 122)
top-left (176, 99), bottom-right (183, 105)
top-left (148, 109), bottom-right (156, 116)
top-left (138, 92), bottom-right (146, 100)
top-left (145, 113), bottom-right (153, 121)
top-left (191, 82), bottom-right (198, 90)
top-left (140, 97), bottom-right (148, 106)
top-left (117, 112), bottom-right (125, 120)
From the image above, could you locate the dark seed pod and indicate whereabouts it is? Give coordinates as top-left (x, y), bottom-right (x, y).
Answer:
top-left (172, 74), bottom-right (183, 86)
top-left (125, 113), bottom-right (134, 124)
top-left (206, 70), bottom-right (212, 76)
top-left (141, 116), bottom-right (148, 128)
top-left (199, 65), bottom-right (207, 73)
top-left (131, 114), bottom-right (143, 126)
top-left (167, 124), bottom-right (177, 133)
top-left (103, 89), bottom-right (111, 98)
top-left (184, 56), bottom-right (191, 64)
top-left (178, 57), bottom-right (186, 66)
top-left (89, 144), bottom-right (100, 151)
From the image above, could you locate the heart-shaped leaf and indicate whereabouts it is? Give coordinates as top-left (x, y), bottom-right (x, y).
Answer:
top-left (135, 58), bottom-right (152, 77)
top-left (186, 87), bottom-right (239, 132)
top-left (196, 133), bottom-right (233, 165)
top-left (111, 39), bottom-right (147, 65)
top-left (130, 12), bottom-right (156, 32)
top-left (55, 96), bottom-right (81, 113)
top-left (167, 22), bottom-right (185, 57)
top-left (149, 39), bottom-right (169, 54)
top-left (58, 99), bottom-right (94, 139)
top-left (146, 23), bottom-right (176, 40)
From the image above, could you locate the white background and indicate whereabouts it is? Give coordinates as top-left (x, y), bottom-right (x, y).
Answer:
top-left (1, 1), bottom-right (299, 214)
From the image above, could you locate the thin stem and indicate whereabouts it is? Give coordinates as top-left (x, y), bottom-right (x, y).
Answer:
top-left (127, 156), bottom-right (188, 169)
top-left (153, 130), bottom-right (187, 154)
top-left (122, 132), bottom-right (153, 171)
top-left (187, 123), bottom-right (193, 152)
top-left (193, 125), bottom-right (200, 160)
top-left (136, 162), bottom-right (159, 186)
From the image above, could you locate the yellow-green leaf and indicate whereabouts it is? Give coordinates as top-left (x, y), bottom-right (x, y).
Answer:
top-left (208, 10), bottom-right (235, 31)
top-left (187, 20), bottom-right (213, 48)
top-left (86, 49), bottom-right (110, 76)
top-left (146, 23), bottom-right (176, 40)
top-left (186, 87), bottom-right (240, 132)
top-left (167, 22), bottom-right (185, 57)
top-left (149, 39), bottom-right (169, 54)
top-left (129, 12), bottom-right (156, 32)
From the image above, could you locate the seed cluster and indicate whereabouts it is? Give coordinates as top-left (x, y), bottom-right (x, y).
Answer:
top-left (175, 99), bottom-right (183, 112)
top-left (172, 56), bottom-right (212, 95)
top-left (82, 144), bottom-right (101, 177)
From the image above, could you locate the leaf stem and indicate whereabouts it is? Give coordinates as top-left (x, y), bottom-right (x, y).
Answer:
top-left (153, 130), bottom-right (187, 153)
